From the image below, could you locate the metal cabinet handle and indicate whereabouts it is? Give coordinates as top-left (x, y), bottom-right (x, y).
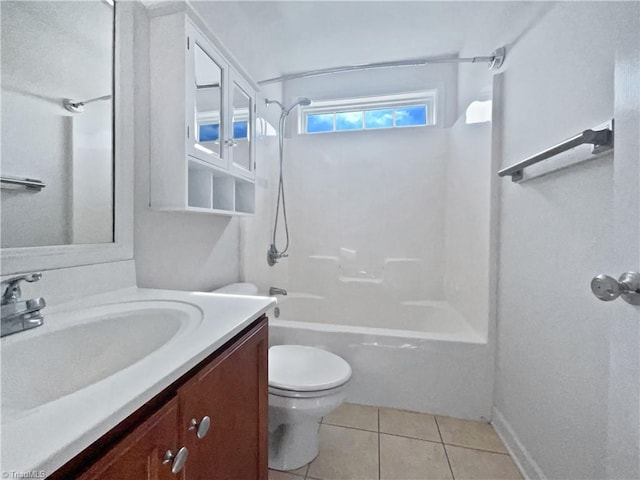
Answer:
top-left (188, 415), bottom-right (211, 439)
top-left (163, 446), bottom-right (189, 474)
top-left (224, 139), bottom-right (238, 147)
top-left (591, 272), bottom-right (640, 305)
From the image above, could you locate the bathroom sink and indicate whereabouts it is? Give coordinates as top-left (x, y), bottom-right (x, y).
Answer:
top-left (1, 300), bottom-right (202, 416)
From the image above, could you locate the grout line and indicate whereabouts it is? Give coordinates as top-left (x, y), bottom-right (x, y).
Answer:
top-left (322, 421), bottom-right (378, 434)
top-left (379, 432), bottom-right (443, 446)
top-left (444, 442), bottom-right (512, 456)
top-left (377, 408), bottom-right (381, 480)
top-left (435, 416), bottom-right (456, 480)
top-left (326, 421), bottom-right (446, 445)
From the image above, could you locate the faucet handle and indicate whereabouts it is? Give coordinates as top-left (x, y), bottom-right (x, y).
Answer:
top-left (1, 273), bottom-right (42, 304)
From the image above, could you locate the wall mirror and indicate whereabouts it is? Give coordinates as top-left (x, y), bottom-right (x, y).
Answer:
top-left (195, 44), bottom-right (223, 159)
top-left (1, 1), bottom-right (114, 248)
top-left (232, 82), bottom-right (252, 173)
top-left (0, 1), bottom-right (134, 274)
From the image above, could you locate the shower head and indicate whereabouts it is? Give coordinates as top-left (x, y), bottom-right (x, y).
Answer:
top-left (266, 97), bottom-right (312, 117)
top-left (284, 97), bottom-right (311, 116)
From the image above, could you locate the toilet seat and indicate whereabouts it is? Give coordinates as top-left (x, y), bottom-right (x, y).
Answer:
top-left (269, 345), bottom-right (352, 392)
top-left (269, 382), bottom-right (349, 399)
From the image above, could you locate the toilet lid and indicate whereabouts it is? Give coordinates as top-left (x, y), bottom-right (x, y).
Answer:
top-left (269, 345), bottom-right (352, 392)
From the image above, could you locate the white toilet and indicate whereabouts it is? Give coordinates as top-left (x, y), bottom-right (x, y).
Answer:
top-left (212, 283), bottom-right (352, 471)
top-left (268, 345), bottom-right (351, 470)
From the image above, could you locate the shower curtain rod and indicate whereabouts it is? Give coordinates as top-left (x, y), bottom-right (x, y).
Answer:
top-left (257, 47), bottom-right (505, 86)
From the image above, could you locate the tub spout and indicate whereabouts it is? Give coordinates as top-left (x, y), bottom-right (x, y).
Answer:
top-left (269, 287), bottom-right (288, 296)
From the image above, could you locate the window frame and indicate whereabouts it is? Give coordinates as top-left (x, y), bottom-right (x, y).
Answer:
top-left (299, 90), bottom-right (437, 134)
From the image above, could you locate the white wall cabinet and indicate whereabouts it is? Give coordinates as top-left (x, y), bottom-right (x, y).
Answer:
top-left (150, 11), bottom-right (256, 215)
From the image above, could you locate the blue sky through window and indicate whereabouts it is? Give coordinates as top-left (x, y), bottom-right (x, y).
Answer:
top-left (307, 113), bottom-right (334, 133)
top-left (395, 105), bottom-right (427, 127)
top-left (304, 93), bottom-right (435, 134)
top-left (336, 111), bottom-right (363, 131)
top-left (364, 109), bottom-right (393, 129)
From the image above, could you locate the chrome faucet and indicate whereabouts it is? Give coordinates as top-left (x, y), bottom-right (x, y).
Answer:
top-left (1, 273), bottom-right (46, 337)
top-left (269, 286), bottom-right (288, 296)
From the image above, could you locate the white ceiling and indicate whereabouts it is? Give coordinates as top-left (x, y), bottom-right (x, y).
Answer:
top-left (190, 1), bottom-right (552, 83)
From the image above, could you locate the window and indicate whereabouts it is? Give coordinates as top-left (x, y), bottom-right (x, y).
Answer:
top-left (301, 91), bottom-right (437, 134)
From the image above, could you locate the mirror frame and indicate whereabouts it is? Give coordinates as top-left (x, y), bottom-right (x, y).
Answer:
top-left (0, 2), bottom-right (134, 275)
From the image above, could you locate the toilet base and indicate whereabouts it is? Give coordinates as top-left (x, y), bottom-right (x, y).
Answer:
top-left (268, 419), bottom-right (320, 471)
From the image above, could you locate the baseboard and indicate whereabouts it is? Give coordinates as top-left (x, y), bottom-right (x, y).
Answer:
top-left (491, 407), bottom-right (547, 480)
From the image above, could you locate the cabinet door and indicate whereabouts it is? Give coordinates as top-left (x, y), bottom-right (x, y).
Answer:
top-left (78, 398), bottom-right (183, 480)
top-left (179, 319), bottom-right (268, 480)
top-left (186, 22), bottom-right (229, 170)
top-left (228, 71), bottom-right (256, 180)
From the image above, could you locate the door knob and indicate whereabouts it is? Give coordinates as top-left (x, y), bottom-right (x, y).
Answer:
top-left (188, 415), bottom-right (211, 439)
top-left (162, 446), bottom-right (189, 474)
top-left (591, 272), bottom-right (640, 305)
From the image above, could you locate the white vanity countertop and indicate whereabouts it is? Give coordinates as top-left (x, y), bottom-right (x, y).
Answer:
top-left (1, 287), bottom-right (276, 477)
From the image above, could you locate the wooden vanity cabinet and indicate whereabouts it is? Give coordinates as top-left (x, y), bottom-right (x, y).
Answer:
top-left (77, 399), bottom-right (180, 480)
top-left (179, 317), bottom-right (268, 480)
top-left (53, 317), bottom-right (268, 480)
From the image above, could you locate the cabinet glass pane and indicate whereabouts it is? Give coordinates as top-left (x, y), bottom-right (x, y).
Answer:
top-left (232, 82), bottom-right (252, 172)
top-left (194, 44), bottom-right (222, 158)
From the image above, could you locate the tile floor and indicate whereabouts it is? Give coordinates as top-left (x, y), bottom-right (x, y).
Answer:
top-left (268, 403), bottom-right (523, 480)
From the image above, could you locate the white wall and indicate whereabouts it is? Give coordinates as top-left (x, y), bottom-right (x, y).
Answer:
top-left (444, 117), bottom-right (492, 339)
top-left (491, 3), bottom-right (631, 479)
top-left (133, 4), bottom-right (242, 292)
top-left (283, 127), bottom-right (448, 305)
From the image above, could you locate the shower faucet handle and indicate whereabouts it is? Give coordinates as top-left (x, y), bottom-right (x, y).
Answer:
top-left (267, 245), bottom-right (287, 266)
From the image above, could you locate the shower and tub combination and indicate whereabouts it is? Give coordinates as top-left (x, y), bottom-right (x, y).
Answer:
top-left (256, 53), bottom-right (497, 421)
top-left (269, 285), bottom-right (493, 420)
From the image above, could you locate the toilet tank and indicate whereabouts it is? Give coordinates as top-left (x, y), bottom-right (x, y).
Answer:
top-left (212, 282), bottom-right (259, 295)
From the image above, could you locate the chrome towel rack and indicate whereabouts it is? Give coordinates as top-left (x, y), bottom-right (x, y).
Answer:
top-left (0, 175), bottom-right (46, 191)
top-left (499, 122), bottom-right (614, 182)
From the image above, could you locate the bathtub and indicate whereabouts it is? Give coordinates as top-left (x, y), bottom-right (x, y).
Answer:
top-left (269, 294), bottom-right (494, 420)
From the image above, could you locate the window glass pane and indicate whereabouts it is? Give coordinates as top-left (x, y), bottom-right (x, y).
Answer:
top-left (395, 105), bottom-right (427, 127)
top-left (364, 109), bottom-right (393, 129)
top-left (307, 113), bottom-right (334, 133)
top-left (233, 121), bottom-right (248, 139)
top-left (335, 111), bottom-right (363, 131)
top-left (199, 124), bottom-right (219, 142)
